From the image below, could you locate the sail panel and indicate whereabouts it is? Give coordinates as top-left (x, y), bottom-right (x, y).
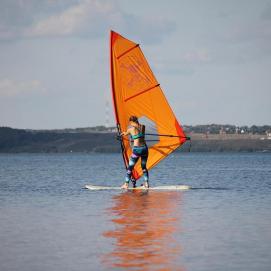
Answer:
top-left (110, 31), bottom-right (187, 180)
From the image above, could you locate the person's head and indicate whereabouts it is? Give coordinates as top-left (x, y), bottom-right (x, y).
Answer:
top-left (129, 115), bottom-right (139, 125)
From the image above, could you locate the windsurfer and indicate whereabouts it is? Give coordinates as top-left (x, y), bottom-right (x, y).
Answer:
top-left (120, 116), bottom-right (149, 189)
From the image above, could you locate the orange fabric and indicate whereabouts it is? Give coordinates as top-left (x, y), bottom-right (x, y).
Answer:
top-left (110, 30), bottom-right (187, 180)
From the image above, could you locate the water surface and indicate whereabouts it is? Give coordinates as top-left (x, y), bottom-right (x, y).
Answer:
top-left (0, 153), bottom-right (270, 271)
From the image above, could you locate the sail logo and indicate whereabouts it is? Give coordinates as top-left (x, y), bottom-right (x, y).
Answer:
top-left (119, 55), bottom-right (157, 103)
top-left (120, 56), bottom-right (151, 89)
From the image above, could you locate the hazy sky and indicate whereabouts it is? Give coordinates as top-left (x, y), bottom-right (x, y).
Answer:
top-left (0, 0), bottom-right (270, 129)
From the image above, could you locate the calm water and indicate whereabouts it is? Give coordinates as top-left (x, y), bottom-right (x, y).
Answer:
top-left (0, 153), bottom-right (270, 271)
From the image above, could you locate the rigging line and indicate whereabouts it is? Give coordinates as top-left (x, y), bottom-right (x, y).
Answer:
top-left (116, 137), bottom-right (158, 142)
top-left (145, 133), bottom-right (191, 140)
top-left (115, 135), bottom-right (190, 141)
top-left (116, 124), bottom-right (128, 170)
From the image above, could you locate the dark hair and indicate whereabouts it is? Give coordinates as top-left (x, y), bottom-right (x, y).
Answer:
top-left (129, 115), bottom-right (139, 123)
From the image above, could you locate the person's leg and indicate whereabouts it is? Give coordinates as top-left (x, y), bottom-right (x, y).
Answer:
top-left (141, 152), bottom-right (149, 187)
top-left (122, 153), bottom-right (139, 188)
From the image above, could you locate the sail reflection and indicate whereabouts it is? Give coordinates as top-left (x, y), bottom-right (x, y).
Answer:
top-left (103, 191), bottom-right (185, 271)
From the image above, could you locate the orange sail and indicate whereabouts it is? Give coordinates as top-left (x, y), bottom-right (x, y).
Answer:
top-left (110, 30), bottom-right (188, 180)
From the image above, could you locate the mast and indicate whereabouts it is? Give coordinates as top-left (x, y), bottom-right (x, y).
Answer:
top-left (110, 31), bottom-right (129, 170)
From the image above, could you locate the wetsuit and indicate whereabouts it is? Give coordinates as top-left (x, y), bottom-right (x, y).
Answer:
top-left (125, 125), bottom-right (149, 185)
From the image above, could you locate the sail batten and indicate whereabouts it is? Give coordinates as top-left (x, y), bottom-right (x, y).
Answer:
top-left (117, 44), bottom-right (139, 59)
top-left (124, 83), bottom-right (160, 102)
top-left (110, 30), bottom-right (187, 180)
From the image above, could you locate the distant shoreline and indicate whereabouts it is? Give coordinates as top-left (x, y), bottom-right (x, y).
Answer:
top-left (0, 127), bottom-right (270, 153)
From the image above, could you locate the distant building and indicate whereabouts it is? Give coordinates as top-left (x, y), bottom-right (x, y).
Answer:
top-left (219, 127), bottom-right (226, 135)
top-left (109, 127), bottom-right (118, 132)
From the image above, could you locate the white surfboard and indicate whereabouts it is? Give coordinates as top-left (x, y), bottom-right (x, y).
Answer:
top-left (84, 184), bottom-right (191, 191)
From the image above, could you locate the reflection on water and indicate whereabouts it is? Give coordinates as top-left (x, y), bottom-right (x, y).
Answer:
top-left (103, 191), bottom-right (185, 271)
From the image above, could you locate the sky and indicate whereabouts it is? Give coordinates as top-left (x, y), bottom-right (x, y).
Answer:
top-left (0, 0), bottom-right (270, 129)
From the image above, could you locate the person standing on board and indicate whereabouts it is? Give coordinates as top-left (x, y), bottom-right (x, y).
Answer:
top-left (120, 116), bottom-right (149, 189)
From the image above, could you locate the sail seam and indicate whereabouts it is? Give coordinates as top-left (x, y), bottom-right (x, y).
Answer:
top-left (117, 44), bottom-right (139, 59)
top-left (124, 84), bottom-right (160, 102)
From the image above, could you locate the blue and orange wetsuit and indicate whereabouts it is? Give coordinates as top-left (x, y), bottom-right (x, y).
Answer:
top-left (125, 126), bottom-right (149, 186)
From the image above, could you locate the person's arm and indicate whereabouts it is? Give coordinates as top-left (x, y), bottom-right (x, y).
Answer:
top-left (120, 128), bottom-right (131, 136)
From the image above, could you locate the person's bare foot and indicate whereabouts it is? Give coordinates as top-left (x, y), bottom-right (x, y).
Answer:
top-left (144, 181), bottom-right (149, 188)
top-left (121, 182), bottom-right (129, 189)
